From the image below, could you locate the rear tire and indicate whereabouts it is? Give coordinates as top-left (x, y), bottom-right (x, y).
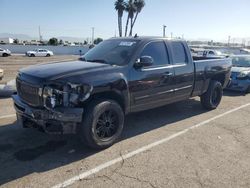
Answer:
top-left (79, 99), bottom-right (124, 150)
top-left (200, 80), bottom-right (223, 110)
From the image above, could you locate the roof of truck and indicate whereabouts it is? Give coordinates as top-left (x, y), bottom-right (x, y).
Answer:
top-left (110, 36), bottom-right (184, 42)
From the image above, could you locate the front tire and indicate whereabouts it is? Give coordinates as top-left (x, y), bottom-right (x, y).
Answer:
top-left (2, 53), bottom-right (8, 57)
top-left (46, 54), bottom-right (50, 57)
top-left (79, 99), bottom-right (124, 150)
top-left (200, 80), bottom-right (223, 110)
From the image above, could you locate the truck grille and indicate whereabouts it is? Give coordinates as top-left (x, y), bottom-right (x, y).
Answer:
top-left (16, 79), bottom-right (42, 106)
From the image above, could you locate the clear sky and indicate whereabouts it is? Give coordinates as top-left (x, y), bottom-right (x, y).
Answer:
top-left (0, 0), bottom-right (250, 41)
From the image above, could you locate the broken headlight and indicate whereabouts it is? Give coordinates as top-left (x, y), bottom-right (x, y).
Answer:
top-left (43, 86), bottom-right (63, 109)
top-left (43, 83), bottom-right (93, 109)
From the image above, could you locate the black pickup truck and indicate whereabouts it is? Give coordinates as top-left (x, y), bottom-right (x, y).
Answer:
top-left (13, 37), bottom-right (232, 149)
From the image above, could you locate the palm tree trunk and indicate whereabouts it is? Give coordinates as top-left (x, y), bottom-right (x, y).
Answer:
top-left (120, 17), bottom-right (122, 37)
top-left (129, 18), bottom-right (133, 36)
top-left (118, 15), bottom-right (121, 37)
top-left (117, 16), bottom-right (122, 37)
top-left (119, 17), bottom-right (122, 37)
top-left (124, 15), bottom-right (129, 37)
top-left (129, 12), bottom-right (139, 36)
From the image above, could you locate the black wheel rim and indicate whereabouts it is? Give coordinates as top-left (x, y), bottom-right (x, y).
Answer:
top-left (211, 87), bottom-right (221, 105)
top-left (95, 110), bottom-right (119, 141)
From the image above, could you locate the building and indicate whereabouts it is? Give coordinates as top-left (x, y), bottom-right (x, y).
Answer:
top-left (0, 37), bottom-right (14, 44)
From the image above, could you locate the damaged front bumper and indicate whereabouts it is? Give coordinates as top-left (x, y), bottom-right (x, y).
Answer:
top-left (12, 95), bottom-right (83, 134)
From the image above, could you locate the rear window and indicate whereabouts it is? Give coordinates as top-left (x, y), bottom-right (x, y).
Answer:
top-left (171, 42), bottom-right (188, 64)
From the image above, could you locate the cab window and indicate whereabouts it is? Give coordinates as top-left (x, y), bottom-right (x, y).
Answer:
top-left (140, 41), bottom-right (169, 67)
top-left (171, 42), bottom-right (188, 64)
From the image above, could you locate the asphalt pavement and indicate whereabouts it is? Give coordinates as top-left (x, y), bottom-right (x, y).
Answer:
top-left (0, 91), bottom-right (250, 188)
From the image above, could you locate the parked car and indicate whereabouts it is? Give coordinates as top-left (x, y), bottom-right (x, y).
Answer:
top-left (190, 48), bottom-right (204, 57)
top-left (0, 79), bottom-right (16, 97)
top-left (0, 48), bottom-right (11, 57)
top-left (0, 69), bottom-right (3, 80)
top-left (197, 49), bottom-right (227, 57)
top-left (26, 49), bottom-right (53, 57)
top-left (226, 55), bottom-right (250, 93)
top-left (13, 37), bottom-right (232, 149)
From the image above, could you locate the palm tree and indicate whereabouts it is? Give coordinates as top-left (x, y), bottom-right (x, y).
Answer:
top-left (115, 0), bottom-right (126, 37)
top-left (129, 0), bottom-right (145, 36)
top-left (124, 0), bottom-right (136, 37)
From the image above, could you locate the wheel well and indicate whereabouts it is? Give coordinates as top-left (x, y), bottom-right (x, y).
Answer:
top-left (85, 91), bottom-right (126, 112)
top-left (211, 74), bottom-right (225, 86)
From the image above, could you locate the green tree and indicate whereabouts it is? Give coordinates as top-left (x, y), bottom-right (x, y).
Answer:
top-left (115, 0), bottom-right (126, 37)
top-left (59, 39), bottom-right (64, 45)
top-left (84, 40), bottom-right (88, 45)
top-left (94, 38), bottom-right (103, 45)
top-left (13, 38), bottom-right (19, 44)
top-left (124, 0), bottom-right (136, 37)
top-left (129, 0), bottom-right (145, 36)
top-left (48, 38), bottom-right (58, 45)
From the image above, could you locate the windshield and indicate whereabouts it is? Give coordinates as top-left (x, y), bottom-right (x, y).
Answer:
top-left (232, 56), bottom-right (250, 67)
top-left (82, 39), bottom-right (139, 66)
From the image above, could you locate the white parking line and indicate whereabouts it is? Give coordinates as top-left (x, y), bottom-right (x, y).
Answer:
top-left (0, 114), bottom-right (16, 120)
top-left (52, 102), bottom-right (250, 188)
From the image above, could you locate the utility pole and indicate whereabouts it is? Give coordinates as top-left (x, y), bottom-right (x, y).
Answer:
top-left (163, 25), bottom-right (166, 37)
top-left (228, 36), bottom-right (231, 47)
top-left (38, 26), bottom-right (42, 42)
top-left (171, 32), bottom-right (173, 39)
top-left (242, 39), bottom-right (246, 47)
top-left (91, 27), bottom-right (95, 44)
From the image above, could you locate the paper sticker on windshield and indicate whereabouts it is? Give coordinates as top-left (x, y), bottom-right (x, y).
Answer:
top-left (119, 41), bottom-right (136, 47)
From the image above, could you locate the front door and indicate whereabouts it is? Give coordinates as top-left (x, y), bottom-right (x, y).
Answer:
top-left (129, 40), bottom-right (175, 112)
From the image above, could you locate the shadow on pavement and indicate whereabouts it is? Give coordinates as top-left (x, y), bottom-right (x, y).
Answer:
top-left (223, 90), bottom-right (247, 97)
top-left (0, 98), bottom-right (206, 186)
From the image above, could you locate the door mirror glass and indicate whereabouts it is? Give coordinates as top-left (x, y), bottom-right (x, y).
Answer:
top-left (135, 56), bottom-right (154, 68)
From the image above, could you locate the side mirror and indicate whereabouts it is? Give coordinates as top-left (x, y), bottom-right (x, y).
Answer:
top-left (135, 56), bottom-right (154, 68)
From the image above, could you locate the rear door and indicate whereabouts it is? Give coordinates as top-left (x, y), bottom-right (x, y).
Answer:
top-left (168, 41), bottom-right (194, 100)
top-left (130, 40), bottom-right (175, 111)
top-left (37, 49), bottom-right (45, 56)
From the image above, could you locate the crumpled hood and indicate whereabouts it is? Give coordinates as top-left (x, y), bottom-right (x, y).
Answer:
top-left (231, 67), bottom-right (250, 73)
top-left (19, 61), bottom-right (113, 81)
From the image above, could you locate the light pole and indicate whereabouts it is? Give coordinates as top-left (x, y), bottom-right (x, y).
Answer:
top-left (163, 25), bottom-right (167, 37)
top-left (228, 36), bottom-right (231, 47)
top-left (91, 27), bottom-right (95, 44)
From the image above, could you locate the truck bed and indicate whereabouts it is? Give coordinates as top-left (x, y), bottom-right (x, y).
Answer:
top-left (192, 57), bottom-right (232, 96)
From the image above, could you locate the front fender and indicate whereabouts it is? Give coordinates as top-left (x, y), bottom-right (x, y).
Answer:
top-left (90, 73), bottom-right (130, 113)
